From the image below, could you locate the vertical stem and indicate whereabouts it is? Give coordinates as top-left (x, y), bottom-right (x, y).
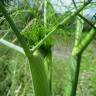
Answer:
top-left (44, 0), bottom-right (52, 94)
top-left (43, 48), bottom-right (52, 95)
top-left (48, 50), bottom-right (52, 95)
top-left (71, 1), bottom-right (83, 95)
top-left (71, 19), bottom-right (82, 96)
top-left (75, 18), bottom-right (83, 46)
top-left (70, 53), bottom-right (82, 96)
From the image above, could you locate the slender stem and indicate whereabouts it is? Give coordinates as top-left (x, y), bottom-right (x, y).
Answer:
top-left (71, 1), bottom-right (83, 95)
top-left (70, 53), bottom-right (82, 96)
top-left (48, 51), bottom-right (52, 94)
top-left (0, 39), bottom-right (24, 54)
top-left (78, 14), bottom-right (96, 30)
top-left (71, 13), bottom-right (83, 96)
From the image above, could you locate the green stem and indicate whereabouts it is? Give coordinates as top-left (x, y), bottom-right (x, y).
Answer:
top-left (75, 18), bottom-right (83, 47)
top-left (42, 48), bottom-right (52, 95)
top-left (71, 1), bottom-right (83, 95)
top-left (72, 27), bottom-right (96, 56)
top-left (47, 51), bottom-right (52, 94)
top-left (0, 39), bottom-right (25, 54)
top-left (71, 16), bottom-right (83, 96)
top-left (78, 14), bottom-right (96, 30)
top-left (44, 0), bottom-right (52, 93)
top-left (70, 54), bottom-right (82, 96)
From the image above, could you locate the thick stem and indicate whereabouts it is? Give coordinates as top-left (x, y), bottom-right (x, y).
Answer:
top-left (0, 2), bottom-right (51, 96)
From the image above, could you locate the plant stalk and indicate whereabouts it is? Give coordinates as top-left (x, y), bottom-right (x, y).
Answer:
top-left (0, 2), bottom-right (51, 96)
top-left (70, 53), bottom-right (82, 96)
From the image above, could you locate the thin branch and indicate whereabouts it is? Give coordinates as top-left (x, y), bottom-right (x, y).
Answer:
top-left (0, 39), bottom-right (25, 54)
top-left (72, 0), bottom-right (96, 30)
top-left (78, 14), bottom-right (96, 30)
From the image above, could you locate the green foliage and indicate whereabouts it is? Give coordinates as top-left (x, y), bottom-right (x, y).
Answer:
top-left (23, 19), bottom-right (54, 49)
top-left (23, 19), bottom-right (45, 45)
top-left (0, 53), bottom-right (11, 96)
